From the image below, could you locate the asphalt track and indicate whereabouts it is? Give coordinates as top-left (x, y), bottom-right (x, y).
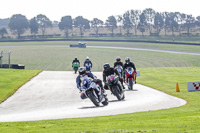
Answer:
top-left (0, 71), bottom-right (186, 122)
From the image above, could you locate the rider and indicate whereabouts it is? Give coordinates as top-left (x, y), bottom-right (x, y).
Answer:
top-left (123, 57), bottom-right (137, 83)
top-left (76, 67), bottom-right (105, 97)
top-left (72, 57), bottom-right (80, 67)
top-left (114, 57), bottom-right (124, 68)
top-left (114, 57), bottom-right (124, 76)
top-left (84, 56), bottom-right (93, 71)
top-left (103, 63), bottom-right (125, 89)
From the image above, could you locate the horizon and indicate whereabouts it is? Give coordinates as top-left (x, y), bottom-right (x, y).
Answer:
top-left (0, 0), bottom-right (199, 21)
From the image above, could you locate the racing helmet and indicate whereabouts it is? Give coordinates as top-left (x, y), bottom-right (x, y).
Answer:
top-left (78, 67), bottom-right (86, 76)
top-left (86, 56), bottom-right (89, 60)
top-left (104, 63), bottom-right (110, 71)
top-left (125, 57), bottom-right (130, 63)
top-left (116, 57), bottom-right (121, 62)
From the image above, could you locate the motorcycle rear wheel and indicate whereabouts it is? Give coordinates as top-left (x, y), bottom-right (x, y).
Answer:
top-left (102, 97), bottom-right (109, 106)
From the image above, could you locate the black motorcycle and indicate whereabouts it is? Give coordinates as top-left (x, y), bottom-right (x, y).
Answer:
top-left (106, 75), bottom-right (125, 101)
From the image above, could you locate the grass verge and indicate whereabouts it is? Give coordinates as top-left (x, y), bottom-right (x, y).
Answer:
top-left (0, 67), bottom-right (200, 133)
top-left (0, 69), bottom-right (41, 103)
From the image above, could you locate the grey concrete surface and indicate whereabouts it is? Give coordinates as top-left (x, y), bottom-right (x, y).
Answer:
top-left (0, 71), bottom-right (186, 122)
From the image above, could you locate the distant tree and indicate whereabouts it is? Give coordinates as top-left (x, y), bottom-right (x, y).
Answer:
top-left (59, 16), bottom-right (73, 37)
top-left (154, 12), bottom-right (164, 35)
top-left (0, 28), bottom-right (7, 38)
top-left (36, 14), bottom-right (52, 37)
top-left (117, 15), bottom-right (123, 36)
top-left (74, 16), bottom-right (90, 37)
top-left (137, 13), bottom-right (147, 36)
top-left (105, 16), bottom-right (117, 37)
top-left (165, 12), bottom-right (179, 36)
top-left (183, 15), bottom-right (195, 36)
top-left (143, 8), bottom-right (156, 34)
top-left (161, 12), bottom-right (169, 36)
top-left (195, 16), bottom-right (200, 28)
top-left (173, 12), bottom-right (186, 35)
top-left (123, 11), bottom-right (133, 36)
top-left (29, 17), bottom-right (39, 36)
top-left (8, 14), bottom-right (29, 39)
top-left (130, 10), bottom-right (141, 36)
top-left (91, 18), bottom-right (104, 36)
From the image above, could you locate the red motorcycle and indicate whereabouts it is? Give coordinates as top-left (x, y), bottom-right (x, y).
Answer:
top-left (125, 67), bottom-right (136, 90)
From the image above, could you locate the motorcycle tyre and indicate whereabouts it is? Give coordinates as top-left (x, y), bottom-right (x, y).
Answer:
top-left (128, 78), bottom-right (133, 90)
top-left (113, 86), bottom-right (123, 101)
top-left (89, 91), bottom-right (100, 107)
top-left (74, 67), bottom-right (78, 74)
top-left (102, 97), bottom-right (109, 106)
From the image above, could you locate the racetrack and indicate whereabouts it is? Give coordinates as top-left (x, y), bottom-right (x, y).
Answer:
top-left (0, 71), bottom-right (186, 122)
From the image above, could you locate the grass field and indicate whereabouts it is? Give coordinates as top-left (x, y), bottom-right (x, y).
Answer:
top-left (0, 41), bottom-right (200, 71)
top-left (0, 41), bottom-right (200, 132)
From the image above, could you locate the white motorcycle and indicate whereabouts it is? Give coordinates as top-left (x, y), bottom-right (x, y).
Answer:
top-left (115, 65), bottom-right (123, 78)
top-left (80, 76), bottom-right (108, 107)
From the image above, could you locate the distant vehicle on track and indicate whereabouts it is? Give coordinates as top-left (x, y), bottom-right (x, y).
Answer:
top-left (69, 42), bottom-right (86, 48)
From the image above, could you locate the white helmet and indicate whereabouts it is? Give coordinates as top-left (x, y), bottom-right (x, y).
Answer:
top-left (86, 56), bottom-right (89, 60)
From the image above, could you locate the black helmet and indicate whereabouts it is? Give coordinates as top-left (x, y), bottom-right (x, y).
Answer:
top-left (104, 63), bottom-right (110, 71)
top-left (78, 67), bottom-right (86, 76)
top-left (125, 57), bottom-right (130, 63)
top-left (116, 57), bottom-right (121, 62)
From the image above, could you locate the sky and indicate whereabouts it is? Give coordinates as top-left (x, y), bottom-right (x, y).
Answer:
top-left (1, 0), bottom-right (199, 21)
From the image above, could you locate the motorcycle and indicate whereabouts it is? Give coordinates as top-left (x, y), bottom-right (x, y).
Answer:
top-left (125, 67), bottom-right (136, 90)
top-left (106, 75), bottom-right (125, 101)
top-left (85, 63), bottom-right (92, 72)
top-left (115, 65), bottom-right (123, 78)
top-left (80, 75), bottom-right (108, 107)
top-left (73, 62), bottom-right (79, 74)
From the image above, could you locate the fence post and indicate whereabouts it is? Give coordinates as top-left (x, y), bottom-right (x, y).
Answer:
top-left (0, 51), bottom-right (3, 68)
top-left (9, 51), bottom-right (11, 68)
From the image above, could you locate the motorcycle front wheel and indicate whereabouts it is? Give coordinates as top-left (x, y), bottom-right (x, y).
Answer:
top-left (128, 78), bottom-right (133, 90)
top-left (113, 86), bottom-right (124, 101)
top-left (89, 91), bottom-right (100, 107)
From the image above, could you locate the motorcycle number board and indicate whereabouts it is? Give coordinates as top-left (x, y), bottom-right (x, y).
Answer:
top-left (187, 81), bottom-right (200, 91)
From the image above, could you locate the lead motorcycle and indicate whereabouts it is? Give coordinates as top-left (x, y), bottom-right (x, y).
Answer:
top-left (125, 67), bottom-right (136, 90)
top-left (72, 62), bottom-right (79, 74)
top-left (80, 75), bottom-right (108, 107)
top-left (106, 75), bottom-right (125, 101)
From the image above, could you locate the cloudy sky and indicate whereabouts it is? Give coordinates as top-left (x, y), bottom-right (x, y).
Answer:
top-left (1, 0), bottom-right (199, 21)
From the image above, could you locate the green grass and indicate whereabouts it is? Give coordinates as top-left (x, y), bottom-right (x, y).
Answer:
top-left (0, 67), bottom-right (200, 133)
top-left (0, 42), bottom-right (200, 71)
top-left (0, 41), bottom-right (200, 132)
top-left (0, 69), bottom-right (41, 103)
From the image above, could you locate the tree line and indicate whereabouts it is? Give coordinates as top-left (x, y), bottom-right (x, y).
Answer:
top-left (0, 8), bottom-right (200, 39)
